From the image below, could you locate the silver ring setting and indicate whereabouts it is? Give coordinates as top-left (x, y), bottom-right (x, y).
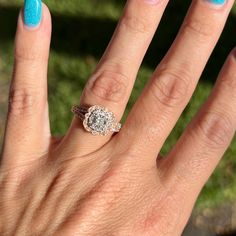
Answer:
top-left (72, 105), bottom-right (121, 136)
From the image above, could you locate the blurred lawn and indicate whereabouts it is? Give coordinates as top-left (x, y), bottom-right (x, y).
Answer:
top-left (0, 0), bottom-right (236, 210)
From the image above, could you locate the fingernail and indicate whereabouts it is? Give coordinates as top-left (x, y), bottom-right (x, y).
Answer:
top-left (207, 0), bottom-right (226, 5)
top-left (24, 0), bottom-right (42, 28)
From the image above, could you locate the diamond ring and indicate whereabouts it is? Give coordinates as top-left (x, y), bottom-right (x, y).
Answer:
top-left (71, 105), bottom-right (122, 136)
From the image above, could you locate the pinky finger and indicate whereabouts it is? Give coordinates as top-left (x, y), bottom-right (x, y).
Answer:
top-left (162, 48), bottom-right (236, 205)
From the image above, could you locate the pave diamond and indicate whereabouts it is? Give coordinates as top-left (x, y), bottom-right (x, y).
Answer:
top-left (83, 106), bottom-right (116, 135)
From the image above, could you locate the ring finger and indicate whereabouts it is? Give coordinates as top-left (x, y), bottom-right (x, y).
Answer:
top-left (61, 0), bottom-right (169, 155)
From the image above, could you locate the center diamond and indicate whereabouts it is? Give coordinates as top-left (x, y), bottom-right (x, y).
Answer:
top-left (83, 106), bottom-right (115, 135)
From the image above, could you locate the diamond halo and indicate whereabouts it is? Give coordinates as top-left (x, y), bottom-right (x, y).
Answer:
top-left (81, 105), bottom-right (121, 136)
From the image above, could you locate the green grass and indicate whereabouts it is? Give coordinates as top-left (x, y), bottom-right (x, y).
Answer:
top-left (0, 0), bottom-right (236, 210)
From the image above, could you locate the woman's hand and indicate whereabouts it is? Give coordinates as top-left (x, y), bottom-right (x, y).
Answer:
top-left (1, 0), bottom-right (236, 235)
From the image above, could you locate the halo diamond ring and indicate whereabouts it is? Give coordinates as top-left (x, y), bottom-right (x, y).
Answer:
top-left (72, 105), bottom-right (122, 136)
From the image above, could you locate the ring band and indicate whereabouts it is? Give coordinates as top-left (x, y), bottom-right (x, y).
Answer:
top-left (72, 105), bottom-right (122, 136)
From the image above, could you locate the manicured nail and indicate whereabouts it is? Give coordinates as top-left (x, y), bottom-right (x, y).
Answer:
top-left (207, 0), bottom-right (226, 5)
top-left (24, 0), bottom-right (42, 28)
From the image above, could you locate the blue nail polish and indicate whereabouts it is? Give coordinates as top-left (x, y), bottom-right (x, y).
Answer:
top-left (24, 0), bottom-right (42, 27)
top-left (208, 0), bottom-right (226, 5)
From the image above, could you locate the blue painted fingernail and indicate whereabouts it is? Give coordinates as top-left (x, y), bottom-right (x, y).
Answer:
top-left (24, 0), bottom-right (42, 28)
top-left (207, 0), bottom-right (226, 5)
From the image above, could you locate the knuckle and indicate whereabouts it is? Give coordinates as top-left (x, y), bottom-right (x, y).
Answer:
top-left (150, 69), bottom-right (189, 108)
top-left (15, 46), bottom-right (45, 62)
top-left (120, 12), bottom-right (150, 34)
top-left (183, 17), bottom-right (213, 39)
top-left (196, 111), bottom-right (234, 148)
top-left (8, 87), bottom-right (40, 117)
top-left (219, 74), bottom-right (236, 100)
top-left (86, 69), bottom-right (128, 103)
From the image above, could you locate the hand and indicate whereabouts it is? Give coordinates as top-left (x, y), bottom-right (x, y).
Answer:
top-left (1, 0), bottom-right (235, 235)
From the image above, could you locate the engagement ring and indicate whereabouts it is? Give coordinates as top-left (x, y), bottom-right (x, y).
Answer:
top-left (72, 105), bottom-right (121, 136)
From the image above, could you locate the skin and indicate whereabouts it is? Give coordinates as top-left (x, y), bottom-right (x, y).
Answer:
top-left (0, 0), bottom-right (236, 235)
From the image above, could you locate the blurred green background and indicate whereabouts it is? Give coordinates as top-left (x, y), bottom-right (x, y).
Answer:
top-left (0, 0), bottom-right (236, 222)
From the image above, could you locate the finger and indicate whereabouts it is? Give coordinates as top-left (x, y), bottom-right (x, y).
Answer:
top-left (119, 0), bottom-right (234, 161)
top-left (62, 0), bottom-right (169, 155)
top-left (2, 2), bottom-right (52, 167)
top-left (160, 49), bottom-right (236, 228)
